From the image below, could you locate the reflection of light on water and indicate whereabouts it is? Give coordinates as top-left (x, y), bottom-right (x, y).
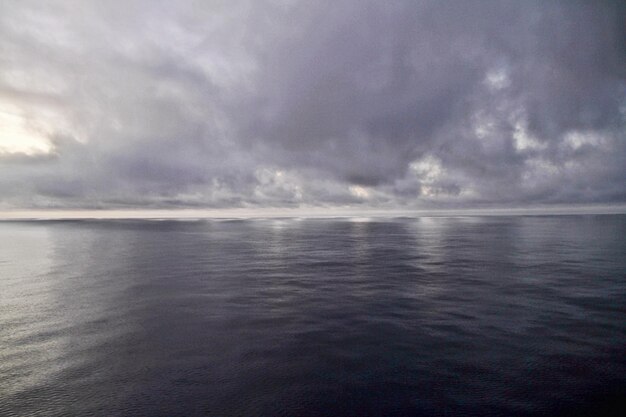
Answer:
top-left (347, 217), bottom-right (373, 223)
top-left (350, 220), bottom-right (371, 264)
top-left (408, 218), bottom-right (446, 266)
top-left (0, 224), bottom-right (57, 398)
top-left (0, 223), bottom-right (148, 403)
top-left (268, 219), bottom-right (289, 230)
top-left (251, 219), bottom-right (300, 308)
top-left (0, 224), bottom-right (54, 278)
top-left (264, 219), bottom-right (290, 261)
top-left (405, 218), bottom-right (449, 300)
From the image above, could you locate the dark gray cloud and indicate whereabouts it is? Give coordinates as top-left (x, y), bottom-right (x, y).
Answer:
top-left (0, 0), bottom-right (624, 210)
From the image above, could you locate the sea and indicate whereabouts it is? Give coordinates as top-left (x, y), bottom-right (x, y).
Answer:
top-left (0, 215), bottom-right (624, 416)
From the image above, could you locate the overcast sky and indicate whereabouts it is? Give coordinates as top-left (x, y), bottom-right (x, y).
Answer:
top-left (0, 0), bottom-right (624, 212)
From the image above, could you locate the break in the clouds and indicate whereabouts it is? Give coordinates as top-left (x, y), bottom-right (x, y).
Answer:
top-left (0, 0), bottom-right (624, 210)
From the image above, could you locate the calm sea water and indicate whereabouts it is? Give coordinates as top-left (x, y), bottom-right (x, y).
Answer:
top-left (0, 215), bottom-right (624, 416)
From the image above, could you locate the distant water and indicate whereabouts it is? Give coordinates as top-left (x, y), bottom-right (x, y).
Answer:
top-left (1, 215), bottom-right (624, 416)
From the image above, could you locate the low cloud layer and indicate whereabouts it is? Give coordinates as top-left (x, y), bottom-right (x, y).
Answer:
top-left (1, 0), bottom-right (624, 210)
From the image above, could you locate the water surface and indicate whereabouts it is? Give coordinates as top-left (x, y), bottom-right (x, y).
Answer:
top-left (1, 215), bottom-right (624, 416)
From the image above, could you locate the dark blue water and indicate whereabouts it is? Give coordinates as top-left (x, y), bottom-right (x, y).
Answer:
top-left (1, 215), bottom-right (624, 416)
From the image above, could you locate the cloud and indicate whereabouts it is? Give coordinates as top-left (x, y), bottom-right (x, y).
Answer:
top-left (0, 0), bottom-right (624, 210)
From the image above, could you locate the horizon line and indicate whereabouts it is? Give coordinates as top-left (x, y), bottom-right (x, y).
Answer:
top-left (0, 204), bottom-right (625, 220)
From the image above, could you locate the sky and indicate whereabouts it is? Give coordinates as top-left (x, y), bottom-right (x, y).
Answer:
top-left (0, 0), bottom-right (625, 213)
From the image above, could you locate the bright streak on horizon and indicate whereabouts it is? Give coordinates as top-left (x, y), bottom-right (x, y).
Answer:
top-left (0, 205), bottom-right (625, 220)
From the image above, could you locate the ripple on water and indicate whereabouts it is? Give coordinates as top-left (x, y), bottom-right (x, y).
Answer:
top-left (0, 216), bottom-right (625, 416)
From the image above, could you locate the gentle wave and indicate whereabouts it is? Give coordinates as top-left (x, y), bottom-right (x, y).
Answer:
top-left (1, 215), bottom-right (624, 416)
